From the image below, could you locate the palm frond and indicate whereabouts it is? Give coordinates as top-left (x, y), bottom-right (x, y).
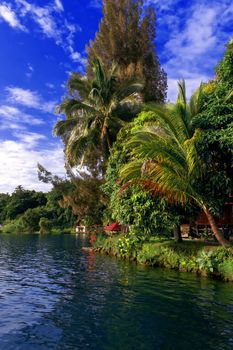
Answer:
top-left (177, 80), bottom-right (187, 107)
top-left (120, 79), bottom-right (205, 206)
top-left (67, 73), bottom-right (91, 99)
top-left (53, 117), bottom-right (78, 137)
top-left (189, 83), bottom-right (204, 119)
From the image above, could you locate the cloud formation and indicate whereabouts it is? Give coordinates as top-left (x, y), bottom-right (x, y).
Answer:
top-left (0, 105), bottom-right (44, 131)
top-left (0, 2), bottom-right (26, 30)
top-left (0, 138), bottom-right (65, 193)
top-left (154, 0), bottom-right (233, 100)
top-left (6, 86), bottom-right (56, 113)
top-left (0, 0), bottom-right (86, 68)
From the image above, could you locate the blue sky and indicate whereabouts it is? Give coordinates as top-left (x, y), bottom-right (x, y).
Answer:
top-left (0, 0), bottom-right (232, 193)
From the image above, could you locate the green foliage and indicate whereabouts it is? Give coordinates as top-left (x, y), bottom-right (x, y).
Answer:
top-left (92, 232), bottom-right (107, 248)
top-left (55, 58), bottom-right (142, 169)
top-left (20, 206), bottom-right (48, 233)
top-left (103, 128), bottom-right (176, 236)
top-left (39, 217), bottom-right (52, 234)
top-left (196, 251), bottom-right (217, 273)
top-left (193, 41), bottom-right (233, 214)
top-left (87, 0), bottom-right (167, 102)
top-left (197, 248), bottom-right (233, 275)
top-left (219, 260), bottom-right (233, 281)
top-left (120, 80), bottom-right (229, 246)
top-left (95, 235), bottom-right (233, 281)
top-left (3, 186), bottom-right (47, 221)
top-left (0, 193), bottom-right (10, 224)
top-left (117, 232), bottom-right (143, 258)
top-left (1, 218), bottom-right (24, 234)
top-left (0, 185), bottom-right (76, 234)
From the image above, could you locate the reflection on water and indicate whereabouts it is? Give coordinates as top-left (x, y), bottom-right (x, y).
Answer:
top-left (0, 234), bottom-right (232, 350)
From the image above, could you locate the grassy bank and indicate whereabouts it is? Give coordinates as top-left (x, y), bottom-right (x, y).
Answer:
top-left (93, 234), bottom-right (233, 282)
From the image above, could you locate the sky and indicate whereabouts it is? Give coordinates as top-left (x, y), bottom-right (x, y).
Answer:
top-left (0, 0), bottom-right (232, 193)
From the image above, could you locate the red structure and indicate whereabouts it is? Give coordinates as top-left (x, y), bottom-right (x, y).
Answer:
top-left (181, 201), bottom-right (233, 238)
top-left (104, 222), bottom-right (121, 232)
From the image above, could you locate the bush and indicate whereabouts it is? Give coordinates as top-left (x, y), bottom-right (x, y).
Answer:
top-left (219, 260), bottom-right (233, 281)
top-left (117, 232), bottom-right (142, 258)
top-left (39, 217), bottom-right (52, 234)
top-left (1, 218), bottom-right (24, 234)
top-left (94, 234), bottom-right (233, 282)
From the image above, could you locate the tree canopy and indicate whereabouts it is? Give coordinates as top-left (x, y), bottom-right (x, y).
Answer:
top-left (87, 0), bottom-right (167, 103)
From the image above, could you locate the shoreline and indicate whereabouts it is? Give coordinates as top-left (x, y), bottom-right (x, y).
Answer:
top-left (85, 235), bottom-right (233, 283)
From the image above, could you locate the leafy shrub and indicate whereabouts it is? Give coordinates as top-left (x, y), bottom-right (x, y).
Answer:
top-left (93, 233), bottom-right (106, 247)
top-left (218, 260), bottom-right (233, 281)
top-left (2, 218), bottom-right (24, 234)
top-left (196, 251), bottom-right (217, 273)
top-left (39, 217), bottom-right (52, 234)
top-left (117, 232), bottom-right (143, 258)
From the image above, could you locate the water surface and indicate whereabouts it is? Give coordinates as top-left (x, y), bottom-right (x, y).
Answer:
top-left (0, 234), bottom-right (232, 350)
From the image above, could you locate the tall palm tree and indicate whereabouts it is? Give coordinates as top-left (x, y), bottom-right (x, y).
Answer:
top-left (120, 81), bottom-right (230, 247)
top-left (54, 58), bottom-right (143, 167)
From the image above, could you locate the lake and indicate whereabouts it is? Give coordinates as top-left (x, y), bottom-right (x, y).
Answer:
top-left (0, 234), bottom-right (232, 350)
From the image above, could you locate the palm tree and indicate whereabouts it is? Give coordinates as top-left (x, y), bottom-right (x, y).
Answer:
top-left (120, 81), bottom-right (230, 247)
top-left (54, 58), bottom-right (143, 167)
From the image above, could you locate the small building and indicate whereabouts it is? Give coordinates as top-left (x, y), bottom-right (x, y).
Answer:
top-left (76, 225), bottom-right (86, 234)
top-left (181, 201), bottom-right (233, 238)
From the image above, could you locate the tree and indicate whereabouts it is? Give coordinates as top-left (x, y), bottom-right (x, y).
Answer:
top-left (87, 0), bottom-right (167, 103)
top-left (20, 206), bottom-right (48, 233)
top-left (0, 193), bottom-right (10, 224)
top-left (55, 58), bottom-right (142, 168)
top-left (120, 81), bottom-right (230, 247)
top-left (38, 164), bottom-right (106, 226)
top-left (191, 40), bottom-right (233, 218)
top-left (39, 217), bottom-right (52, 234)
top-left (103, 128), bottom-right (178, 236)
top-left (193, 40), bottom-right (233, 190)
top-left (4, 186), bottom-right (47, 220)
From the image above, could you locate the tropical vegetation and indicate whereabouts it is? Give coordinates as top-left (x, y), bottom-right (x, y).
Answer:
top-left (1, 0), bottom-right (232, 280)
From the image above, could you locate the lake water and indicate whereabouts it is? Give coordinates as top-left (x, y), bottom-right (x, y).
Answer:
top-left (0, 234), bottom-right (232, 350)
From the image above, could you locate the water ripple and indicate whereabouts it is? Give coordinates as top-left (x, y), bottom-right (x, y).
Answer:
top-left (0, 234), bottom-right (232, 350)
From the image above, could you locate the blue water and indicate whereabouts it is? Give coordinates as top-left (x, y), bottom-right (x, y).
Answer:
top-left (0, 234), bottom-right (232, 350)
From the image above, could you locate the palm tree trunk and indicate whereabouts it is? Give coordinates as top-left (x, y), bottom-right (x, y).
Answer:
top-left (203, 207), bottom-right (230, 247)
top-left (101, 126), bottom-right (111, 152)
top-left (106, 132), bottom-right (111, 151)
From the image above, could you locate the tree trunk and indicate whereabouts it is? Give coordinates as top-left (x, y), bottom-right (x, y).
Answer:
top-left (173, 225), bottom-right (182, 243)
top-left (101, 126), bottom-right (111, 152)
top-left (203, 207), bottom-right (230, 247)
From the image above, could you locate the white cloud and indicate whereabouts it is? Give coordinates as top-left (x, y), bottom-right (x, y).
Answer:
top-left (0, 139), bottom-right (65, 193)
top-left (13, 131), bottom-right (47, 147)
top-left (6, 87), bottom-right (56, 113)
top-left (0, 105), bottom-right (44, 130)
top-left (68, 47), bottom-right (87, 66)
top-left (12, 0), bottom-right (84, 67)
top-left (26, 63), bottom-right (34, 78)
top-left (45, 83), bottom-right (55, 89)
top-left (167, 76), bottom-right (209, 102)
top-left (54, 0), bottom-right (64, 12)
top-left (0, 2), bottom-right (26, 31)
top-left (17, 0), bottom-right (61, 42)
top-left (159, 0), bottom-right (233, 101)
top-left (144, 0), bottom-right (177, 11)
top-left (0, 1), bottom-right (84, 67)
top-left (89, 0), bottom-right (102, 9)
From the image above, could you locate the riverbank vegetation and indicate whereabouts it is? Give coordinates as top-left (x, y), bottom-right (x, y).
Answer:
top-left (92, 234), bottom-right (233, 282)
top-left (0, 186), bottom-right (76, 234)
top-left (1, 1), bottom-right (233, 279)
